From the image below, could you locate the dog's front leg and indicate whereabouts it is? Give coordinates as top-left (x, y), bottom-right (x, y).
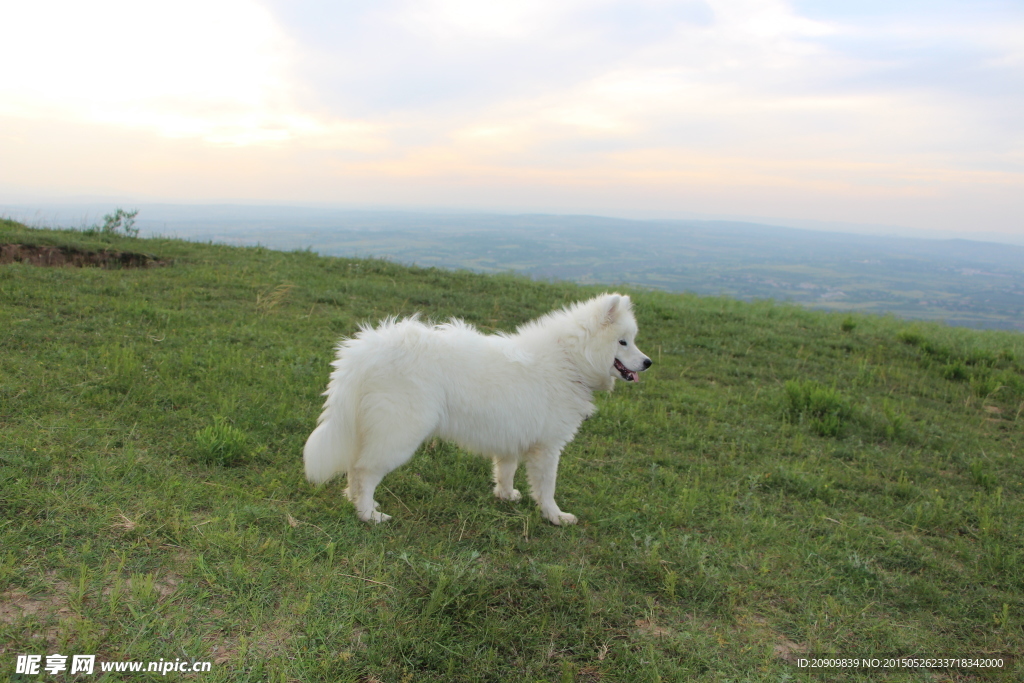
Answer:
top-left (525, 446), bottom-right (577, 526)
top-left (492, 455), bottom-right (522, 501)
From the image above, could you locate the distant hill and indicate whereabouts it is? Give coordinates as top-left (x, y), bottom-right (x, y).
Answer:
top-left (5, 205), bottom-right (1023, 330)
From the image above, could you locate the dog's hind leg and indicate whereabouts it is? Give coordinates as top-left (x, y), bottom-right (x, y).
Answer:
top-left (492, 455), bottom-right (521, 502)
top-left (524, 446), bottom-right (577, 526)
top-left (346, 467), bottom-right (392, 523)
top-left (346, 421), bottom-right (430, 523)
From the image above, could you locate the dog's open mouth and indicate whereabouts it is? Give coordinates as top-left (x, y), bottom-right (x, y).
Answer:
top-left (614, 358), bottom-right (640, 383)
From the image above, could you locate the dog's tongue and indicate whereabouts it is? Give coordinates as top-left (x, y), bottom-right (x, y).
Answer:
top-left (615, 358), bottom-right (641, 383)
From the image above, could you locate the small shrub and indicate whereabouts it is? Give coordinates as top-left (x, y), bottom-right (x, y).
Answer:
top-left (941, 360), bottom-right (968, 382)
top-left (970, 372), bottom-right (1000, 398)
top-left (101, 208), bottom-right (140, 238)
top-left (997, 370), bottom-right (1024, 399)
top-left (965, 349), bottom-right (996, 367)
top-left (968, 459), bottom-right (997, 492)
top-left (920, 340), bottom-right (952, 363)
top-left (897, 329), bottom-right (923, 346)
top-left (812, 412), bottom-right (843, 438)
top-left (194, 417), bottom-right (251, 466)
top-left (882, 399), bottom-right (905, 441)
top-left (784, 380), bottom-right (852, 437)
top-left (840, 316), bottom-right (857, 332)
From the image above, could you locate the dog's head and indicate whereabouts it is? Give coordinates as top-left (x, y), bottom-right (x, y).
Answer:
top-left (601, 294), bottom-right (652, 384)
top-left (569, 293), bottom-right (652, 390)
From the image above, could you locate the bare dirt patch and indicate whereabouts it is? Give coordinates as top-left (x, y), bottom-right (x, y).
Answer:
top-left (0, 588), bottom-right (73, 627)
top-left (634, 617), bottom-right (673, 638)
top-left (0, 574), bottom-right (75, 652)
top-left (742, 614), bottom-right (809, 664)
top-left (0, 244), bottom-right (168, 269)
top-left (206, 619), bottom-right (297, 665)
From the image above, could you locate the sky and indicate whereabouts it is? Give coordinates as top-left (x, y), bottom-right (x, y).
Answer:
top-left (1, 0), bottom-right (1022, 241)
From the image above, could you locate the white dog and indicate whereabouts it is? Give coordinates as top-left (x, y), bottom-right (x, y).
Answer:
top-left (303, 293), bottom-right (651, 525)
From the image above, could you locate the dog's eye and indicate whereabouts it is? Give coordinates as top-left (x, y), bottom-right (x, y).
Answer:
top-left (619, 340), bottom-right (627, 346)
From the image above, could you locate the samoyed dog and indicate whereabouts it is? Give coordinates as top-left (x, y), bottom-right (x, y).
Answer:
top-left (303, 293), bottom-right (651, 525)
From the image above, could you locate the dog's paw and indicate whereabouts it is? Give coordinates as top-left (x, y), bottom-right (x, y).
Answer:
top-left (370, 510), bottom-right (392, 523)
top-left (494, 487), bottom-right (522, 502)
top-left (546, 511), bottom-right (578, 526)
top-left (359, 510), bottom-right (392, 523)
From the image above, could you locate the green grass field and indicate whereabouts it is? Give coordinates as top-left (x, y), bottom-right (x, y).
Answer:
top-left (2, 219), bottom-right (1022, 681)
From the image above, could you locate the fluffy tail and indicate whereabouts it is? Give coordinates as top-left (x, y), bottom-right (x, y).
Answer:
top-left (303, 360), bottom-right (359, 485)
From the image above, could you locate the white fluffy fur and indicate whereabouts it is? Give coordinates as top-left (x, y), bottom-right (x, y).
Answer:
top-left (303, 293), bottom-right (651, 525)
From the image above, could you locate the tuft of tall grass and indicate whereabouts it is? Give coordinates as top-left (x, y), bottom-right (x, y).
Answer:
top-left (783, 379), bottom-right (852, 437)
top-left (193, 417), bottom-right (252, 466)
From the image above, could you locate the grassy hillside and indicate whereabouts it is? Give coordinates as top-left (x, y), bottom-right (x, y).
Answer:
top-left (2, 219), bottom-right (1022, 682)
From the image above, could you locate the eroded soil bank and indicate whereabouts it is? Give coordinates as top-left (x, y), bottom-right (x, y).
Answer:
top-left (0, 244), bottom-right (168, 269)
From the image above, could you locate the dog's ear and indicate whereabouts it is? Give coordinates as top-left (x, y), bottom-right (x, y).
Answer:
top-left (604, 294), bottom-right (622, 326)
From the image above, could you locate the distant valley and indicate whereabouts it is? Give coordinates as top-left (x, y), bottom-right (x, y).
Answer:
top-left (8, 205), bottom-right (1024, 331)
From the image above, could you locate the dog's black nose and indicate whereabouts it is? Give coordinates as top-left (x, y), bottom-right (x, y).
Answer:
top-left (643, 358), bottom-right (652, 369)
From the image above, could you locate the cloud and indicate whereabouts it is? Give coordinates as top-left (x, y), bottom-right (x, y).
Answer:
top-left (260, 0), bottom-right (1021, 168)
top-left (1, 0), bottom-right (1022, 236)
top-left (0, 0), bottom-right (387, 148)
